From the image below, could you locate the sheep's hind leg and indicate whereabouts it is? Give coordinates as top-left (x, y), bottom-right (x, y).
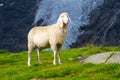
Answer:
top-left (28, 50), bottom-right (33, 66)
top-left (28, 41), bottom-right (34, 66)
top-left (37, 48), bottom-right (42, 64)
top-left (58, 49), bottom-right (62, 64)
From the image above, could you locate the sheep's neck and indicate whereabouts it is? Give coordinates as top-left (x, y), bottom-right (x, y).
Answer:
top-left (62, 24), bottom-right (67, 33)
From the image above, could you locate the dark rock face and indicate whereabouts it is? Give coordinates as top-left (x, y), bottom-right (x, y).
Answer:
top-left (0, 0), bottom-right (120, 52)
top-left (72, 0), bottom-right (120, 48)
top-left (0, 0), bottom-right (39, 52)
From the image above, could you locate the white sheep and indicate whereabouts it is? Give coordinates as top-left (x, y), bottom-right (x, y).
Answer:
top-left (27, 12), bottom-right (70, 66)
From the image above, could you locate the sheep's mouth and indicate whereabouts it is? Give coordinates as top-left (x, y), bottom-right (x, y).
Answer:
top-left (64, 19), bottom-right (70, 24)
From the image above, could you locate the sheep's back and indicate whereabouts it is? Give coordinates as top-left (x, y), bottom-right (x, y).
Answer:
top-left (28, 27), bottom-right (50, 48)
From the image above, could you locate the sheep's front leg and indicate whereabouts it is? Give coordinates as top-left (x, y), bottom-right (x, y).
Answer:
top-left (37, 48), bottom-right (42, 64)
top-left (58, 49), bottom-right (62, 64)
top-left (51, 45), bottom-right (58, 65)
top-left (53, 51), bottom-right (57, 65)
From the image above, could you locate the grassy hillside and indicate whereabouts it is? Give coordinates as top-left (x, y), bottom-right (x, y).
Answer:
top-left (0, 45), bottom-right (120, 80)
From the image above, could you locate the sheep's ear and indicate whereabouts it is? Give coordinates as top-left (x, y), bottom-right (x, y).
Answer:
top-left (58, 18), bottom-right (63, 28)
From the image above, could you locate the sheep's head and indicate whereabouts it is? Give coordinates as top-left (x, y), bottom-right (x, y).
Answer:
top-left (57, 12), bottom-right (70, 28)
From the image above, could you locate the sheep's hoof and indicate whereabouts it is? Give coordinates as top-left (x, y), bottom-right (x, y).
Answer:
top-left (59, 62), bottom-right (62, 64)
top-left (39, 62), bottom-right (43, 64)
top-left (28, 63), bottom-right (31, 66)
top-left (53, 63), bottom-right (57, 65)
top-left (53, 62), bottom-right (57, 65)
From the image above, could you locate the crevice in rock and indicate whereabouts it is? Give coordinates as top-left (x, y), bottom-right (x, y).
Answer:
top-left (104, 52), bottom-right (115, 63)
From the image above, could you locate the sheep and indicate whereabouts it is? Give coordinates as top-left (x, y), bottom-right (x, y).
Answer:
top-left (27, 12), bottom-right (70, 66)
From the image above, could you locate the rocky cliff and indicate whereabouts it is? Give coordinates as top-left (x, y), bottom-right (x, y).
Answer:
top-left (0, 0), bottom-right (39, 51)
top-left (0, 0), bottom-right (120, 52)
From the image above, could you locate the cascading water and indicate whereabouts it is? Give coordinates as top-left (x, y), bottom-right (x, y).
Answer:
top-left (33, 0), bottom-right (104, 48)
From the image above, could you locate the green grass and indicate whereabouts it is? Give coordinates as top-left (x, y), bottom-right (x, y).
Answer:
top-left (0, 45), bottom-right (120, 80)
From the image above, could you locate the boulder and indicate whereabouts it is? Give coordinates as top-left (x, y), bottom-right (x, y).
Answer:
top-left (106, 52), bottom-right (120, 64)
top-left (80, 52), bottom-right (120, 64)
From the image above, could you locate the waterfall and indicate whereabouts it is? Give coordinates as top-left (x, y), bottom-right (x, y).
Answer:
top-left (33, 0), bottom-right (104, 48)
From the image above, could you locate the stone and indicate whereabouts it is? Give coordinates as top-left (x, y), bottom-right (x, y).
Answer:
top-left (80, 52), bottom-right (120, 64)
top-left (106, 52), bottom-right (120, 64)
